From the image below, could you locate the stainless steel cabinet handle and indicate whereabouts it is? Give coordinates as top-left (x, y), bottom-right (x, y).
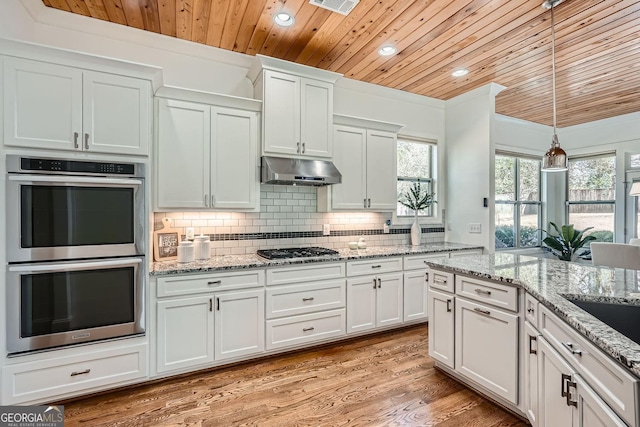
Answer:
top-left (74, 132), bottom-right (79, 149)
top-left (84, 133), bottom-right (89, 149)
top-left (377, 278), bottom-right (381, 288)
top-left (216, 297), bottom-right (220, 311)
top-left (297, 142), bottom-right (301, 153)
top-left (473, 307), bottom-right (491, 316)
top-left (561, 374), bottom-right (578, 407)
top-left (434, 279), bottom-right (447, 285)
top-left (474, 288), bottom-right (491, 296)
top-left (562, 341), bottom-right (582, 356)
top-left (204, 194), bottom-right (209, 207)
top-left (209, 298), bottom-right (212, 312)
top-left (302, 297), bottom-right (315, 302)
top-left (423, 260), bottom-right (429, 265)
top-left (371, 265), bottom-right (382, 269)
top-left (302, 327), bottom-right (314, 332)
top-left (207, 280), bottom-right (222, 285)
top-left (425, 272), bottom-right (429, 282)
top-left (367, 198), bottom-right (371, 208)
top-left (71, 369), bottom-right (91, 377)
top-left (211, 195), bottom-right (216, 207)
top-left (372, 278), bottom-right (377, 289)
top-left (529, 335), bottom-right (537, 354)
top-left (446, 299), bottom-right (452, 312)
top-left (527, 307), bottom-right (535, 314)
top-left (364, 198), bottom-right (367, 208)
top-left (302, 142), bottom-right (305, 153)
top-left (561, 373), bottom-right (570, 397)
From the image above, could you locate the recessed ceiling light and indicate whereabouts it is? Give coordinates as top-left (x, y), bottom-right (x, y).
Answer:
top-left (451, 68), bottom-right (469, 77)
top-left (274, 12), bottom-right (294, 27)
top-left (378, 45), bottom-right (397, 56)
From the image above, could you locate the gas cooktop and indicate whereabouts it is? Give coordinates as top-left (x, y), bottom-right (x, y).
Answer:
top-left (257, 247), bottom-right (340, 260)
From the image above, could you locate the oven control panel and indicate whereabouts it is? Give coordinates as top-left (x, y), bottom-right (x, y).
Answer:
top-left (19, 157), bottom-right (137, 175)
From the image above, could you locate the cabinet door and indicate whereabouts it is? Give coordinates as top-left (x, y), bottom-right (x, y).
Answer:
top-left (366, 130), bottom-right (398, 210)
top-left (210, 106), bottom-right (258, 209)
top-left (331, 125), bottom-right (367, 210)
top-left (403, 270), bottom-right (428, 322)
top-left (573, 374), bottom-right (626, 427)
top-left (346, 276), bottom-right (377, 334)
top-left (300, 78), bottom-right (332, 158)
top-left (376, 273), bottom-right (403, 327)
top-left (524, 321), bottom-right (540, 427)
top-left (538, 337), bottom-right (574, 427)
top-left (455, 297), bottom-right (519, 404)
top-left (157, 296), bottom-right (214, 373)
top-left (82, 71), bottom-right (150, 155)
top-left (262, 70), bottom-right (300, 155)
top-left (3, 58), bottom-right (82, 150)
top-left (156, 98), bottom-right (210, 209)
top-left (214, 289), bottom-right (265, 361)
top-left (428, 289), bottom-right (455, 369)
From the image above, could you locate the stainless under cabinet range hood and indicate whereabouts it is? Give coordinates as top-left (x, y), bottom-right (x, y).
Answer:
top-left (261, 156), bottom-right (342, 186)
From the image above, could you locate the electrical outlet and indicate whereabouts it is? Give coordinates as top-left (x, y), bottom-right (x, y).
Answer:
top-left (323, 224), bottom-right (330, 236)
top-left (383, 223), bottom-right (389, 234)
top-left (468, 223), bottom-right (482, 234)
top-left (186, 227), bottom-right (195, 240)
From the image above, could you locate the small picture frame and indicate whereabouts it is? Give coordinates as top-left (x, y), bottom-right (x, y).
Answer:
top-left (154, 230), bottom-right (179, 261)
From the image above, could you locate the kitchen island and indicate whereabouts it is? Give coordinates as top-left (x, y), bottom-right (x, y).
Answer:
top-left (425, 252), bottom-right (640, 426)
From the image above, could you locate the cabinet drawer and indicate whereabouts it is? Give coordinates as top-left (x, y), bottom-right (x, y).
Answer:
top-left (347, 257), bottom-right (402, 277)
top-left (403, 253), bottom-right (449, 271)
top-left (449, 249), bottom-right (483, 257)
top-left (524, 293), bottom-right (539, 327)
top-left (266, 309), bottom-right (346, 350)
top-left (267, 262), bottom-right (345, 286)
top-left (1, 344), bottom-right (147, 405)
top-left (455, 275), bottom-right (518, 312)
top-left (266, 279), bottom-right (346, 319)
top-left (429, 269), bottom-right (454, 293)
top-left (157, 269), bottom-right (265, 297)
top-left (539, 304), bottom-right (639, 426)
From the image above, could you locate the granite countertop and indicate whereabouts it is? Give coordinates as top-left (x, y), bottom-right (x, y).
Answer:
top-left (149, 242), bottom-right (482, 276)
top-left (426, 253), bottom-right (640, 378)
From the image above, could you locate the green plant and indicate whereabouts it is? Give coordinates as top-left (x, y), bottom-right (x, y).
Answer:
top-left (398, 182), bottom-right (436, 213)
top-left (542, 222), bottom-right (596, 261)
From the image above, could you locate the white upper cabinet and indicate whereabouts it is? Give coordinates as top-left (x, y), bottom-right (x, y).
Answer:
top-left (249, 55), bottom-right (340, 159)
top-left (320, 115), bottom-right (402, 212)
top-left (3, 57), bottom-right (151, 156)
top-left (155, 88), bottom-right (261, 211)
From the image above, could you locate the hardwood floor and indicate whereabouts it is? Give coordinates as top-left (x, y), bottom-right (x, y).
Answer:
top-left (61, 325), bottom-right (528, 426)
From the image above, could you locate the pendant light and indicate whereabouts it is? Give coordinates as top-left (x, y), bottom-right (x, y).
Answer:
top-left (541, 0), bottom-right (567, 172)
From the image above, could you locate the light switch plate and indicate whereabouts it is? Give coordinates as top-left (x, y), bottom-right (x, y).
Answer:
top-left (323, 224), bottom-right (330, 236)
top-left (468, 223), bottom-right (482, 234)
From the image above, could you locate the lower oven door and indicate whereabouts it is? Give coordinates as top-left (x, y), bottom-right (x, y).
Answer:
top-left (7, 257), bottom-right (145, 354)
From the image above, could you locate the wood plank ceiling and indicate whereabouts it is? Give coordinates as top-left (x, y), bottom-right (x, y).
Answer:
top-left (41, 0), bottom-right (640, 128)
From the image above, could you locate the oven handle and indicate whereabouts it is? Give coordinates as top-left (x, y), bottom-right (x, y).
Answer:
top-left (8, 258), bottom-right (143, 273)
top-left (9, 175), bottom-right (143, 186)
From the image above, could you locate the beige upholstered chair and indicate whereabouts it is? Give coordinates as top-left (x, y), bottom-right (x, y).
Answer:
top-left (591, 242), bottom-right (640, 269)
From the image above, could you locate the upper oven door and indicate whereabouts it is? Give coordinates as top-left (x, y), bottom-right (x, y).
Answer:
top-left (7, 174), bottom-right (144, 262)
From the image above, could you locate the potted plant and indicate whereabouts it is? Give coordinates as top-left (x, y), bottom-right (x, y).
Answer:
top-left (542, 221), bottom-right (596, 261)
top-left (398, 182), bottom-right (436, 246)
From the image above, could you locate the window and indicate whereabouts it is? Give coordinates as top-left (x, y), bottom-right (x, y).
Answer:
top-left (396, 138), bottom-right (436, 217)
top-left (567, 154), bottom-right (615, 242)
top-left (495, 153), bottom-right (541, 249)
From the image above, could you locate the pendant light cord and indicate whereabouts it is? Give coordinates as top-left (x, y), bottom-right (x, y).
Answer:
top-left (551, 4), bottom-right (557, 141)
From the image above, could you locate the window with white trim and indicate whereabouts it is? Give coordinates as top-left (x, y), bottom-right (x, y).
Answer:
top-left (567, 153), bottom-right (615, 242)
top-left (495, 153), bottom-right (542, 249)
top-left (396, 137), bottom-right (436, 217)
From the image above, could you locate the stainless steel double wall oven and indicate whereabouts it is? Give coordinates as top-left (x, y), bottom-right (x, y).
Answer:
top-left (6, 155), bottom-right (146, 354)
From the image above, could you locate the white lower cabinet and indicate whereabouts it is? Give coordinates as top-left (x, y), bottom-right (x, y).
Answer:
top-left (524, 321), bottom-right (541, 427)
top-left (403, 270), bottom-right (429, 322)
top-left (155, 271), bottom-right (265, 375)
top-left (537, 336), bottom-right (626, 426)
top-left (455, 297), bottom-right (519, 404)
top-left (1, 343), bottom-right (147, 405)
top-left (215, 289), bottom-right (265, 361)
top-left (427, 288), bottom-right (455, 369)
top-left (156, 296), bottom-right (214, 373)
top-left (346, 273), bottom-right (403, 333)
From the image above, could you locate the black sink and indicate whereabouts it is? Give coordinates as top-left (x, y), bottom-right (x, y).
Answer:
top-left (566, 299), bottom-right (640, 346)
